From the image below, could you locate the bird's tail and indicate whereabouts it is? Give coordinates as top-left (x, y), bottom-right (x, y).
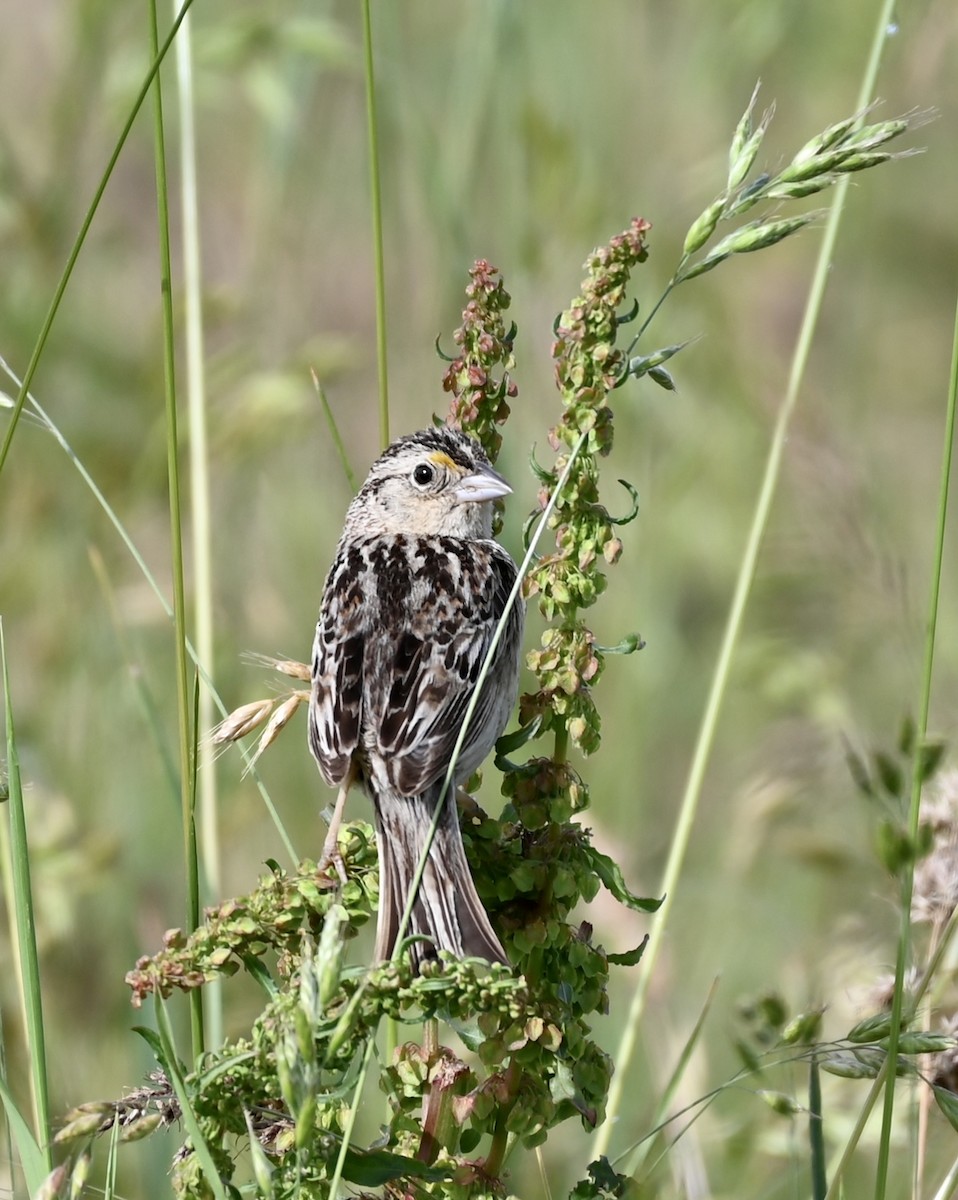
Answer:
top-left (373, 784), bottom-right (508, 971)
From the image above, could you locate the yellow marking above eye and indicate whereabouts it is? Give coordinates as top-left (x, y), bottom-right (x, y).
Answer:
top-left (428, 452), bottom-right (459, 471)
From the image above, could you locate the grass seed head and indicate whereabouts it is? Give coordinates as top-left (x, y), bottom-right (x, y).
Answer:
top-left (211, 698), bottom-right (274, 745)
top-left (245, 692), bottom-right (308, 773)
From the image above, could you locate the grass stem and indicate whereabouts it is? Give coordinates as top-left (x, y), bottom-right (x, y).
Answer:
top-left (172, 0), bottom-right (223, 1051)
top-left (361, 0), bottom-right (390, 449)
top-left (148, 0), bottom-right (203, 1059)
top-left (0, 622), bottom-right (53, 1170)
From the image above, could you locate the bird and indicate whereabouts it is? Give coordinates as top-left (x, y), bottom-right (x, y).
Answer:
top-left (308, 427), bottom-right (523, 970)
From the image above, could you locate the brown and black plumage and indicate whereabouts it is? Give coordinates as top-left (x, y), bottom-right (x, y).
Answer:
top-left (308, 428), bottom-right (523, 969)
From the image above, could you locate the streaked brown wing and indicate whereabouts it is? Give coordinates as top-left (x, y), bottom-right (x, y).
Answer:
top-left (370, 540), bottom-right (520, 796)
top-left (308, 541), bottom-right (367, 786)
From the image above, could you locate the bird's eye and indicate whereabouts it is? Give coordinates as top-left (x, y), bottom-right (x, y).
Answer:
top-left (412, 463), bottom-right (435, 487)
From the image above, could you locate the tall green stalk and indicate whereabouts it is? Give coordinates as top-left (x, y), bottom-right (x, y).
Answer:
top-left (361, 0), bottom-right (390, 448)
top-left (172, 0), bottom-right (222, 1051)
top-left (1, 622), bottom-right (52, 1170)
top-left (148, 0), bottom-right (203, 1058)
top-left (595, 0), bottom-right (899, 1159)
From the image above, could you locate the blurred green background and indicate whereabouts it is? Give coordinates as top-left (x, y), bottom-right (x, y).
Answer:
top-left (2, 0), bottom-right (957, 1195)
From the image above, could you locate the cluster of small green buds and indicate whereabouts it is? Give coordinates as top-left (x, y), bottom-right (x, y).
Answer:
top-left (441, 258), bottom-right (517, 465)
top-left (523, 218), bottom-right (651, 755)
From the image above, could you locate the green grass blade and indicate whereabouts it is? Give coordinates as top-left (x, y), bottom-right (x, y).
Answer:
top-left (312, 370), bottom-right (359, 493)
top-left (328, 1036), bottom-right (377, 1199)
top-left (172, 0), bottom-right (223, 1053)
top-left (147, 0), bottom-right (203, 1060)
top-left (0, 1075), bottom-right (48, 1195)
top-left (931, 1152), bottom-right (958, 1200)
top-left (103, 1116), bottom-right (120, 1200)
top-left (361, 0), bottom-right (390, 448)
top-left (621, 978), bottom-right (720, 1178)
top-left (810, 1057), bottom-right (827, 1200)
top-left (0, 620), bottom-right (53, 1170)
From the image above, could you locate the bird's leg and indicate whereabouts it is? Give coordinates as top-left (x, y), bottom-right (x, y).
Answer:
top-left (319, 759), bottom-right (358, 885)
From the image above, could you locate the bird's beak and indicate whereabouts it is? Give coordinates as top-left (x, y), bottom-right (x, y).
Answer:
top-left (453, 463), bottom-right (512, 504)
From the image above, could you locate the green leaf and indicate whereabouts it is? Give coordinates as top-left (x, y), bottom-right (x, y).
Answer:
top-left (337, 1144), bottom-right (451, 1187)
top-left (608, 478), bottom-right (640, 527)
top-left (243, 1110), bottom-right (275, 1199)
top-left (2, 622), bottom-right (52, 1171)
top-left (495, 714), bottom-right (543, 756)
top-left (528, 443), bottom-right (556, 485)
top-left (875, 818), bottom-right (911, 874)
top-left (569, 1155), bottom-right (638, 1199)
top-left (874, 750), bottom-right (902, 797)
top-left (934, 1085), bottom-right (958, 1133)
top-left (0, 1076), bottom-right (48, 1195)
top-left (594, 633), bottom-right (644, 655)
top-left (581, 845), bottom-right (662, 912)
top-left (459, 1126), bottom-right (481, 1154)
top-left (131, 1025), bottom-right (168, 1063)
top-left (917, 738), bottom-right (946, 783)
top-left (607, 937), bottom-right (648, 967)
top-left (237, 952), bottom-right (278, 997)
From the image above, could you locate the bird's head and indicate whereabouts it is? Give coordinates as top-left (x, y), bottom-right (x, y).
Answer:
top-left (344, 428), bottom-right (512, 540)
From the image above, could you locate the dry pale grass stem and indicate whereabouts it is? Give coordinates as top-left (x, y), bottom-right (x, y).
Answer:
top-left (210, 655), bottom-right (312, 772)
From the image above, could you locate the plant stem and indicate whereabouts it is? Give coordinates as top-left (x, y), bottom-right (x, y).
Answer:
top-left (553, 722), bottom-right (569, 766)
top-left (485, 1060), bottom-right (520, 1178)
top-left (423, 1016), bottom-right (440, 1058)
top-left (172, 0), bottom-right (222, 1052)
top-left (1, 623), bottom-right (53, 1169)
top-left (361, 0), bottom-right (389, 448)
top-left (148, 0), bottom-right (203, 1058)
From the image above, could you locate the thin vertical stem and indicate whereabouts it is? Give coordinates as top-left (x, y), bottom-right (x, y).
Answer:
top-left (1, 623), bottom-right (53, 1170)
top-left (361, 0), bottom-right (389, 448)
top-left (173, 0), bottom-right (221, 1051)
top-left (148, 0), bottom-right (203, 1057)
